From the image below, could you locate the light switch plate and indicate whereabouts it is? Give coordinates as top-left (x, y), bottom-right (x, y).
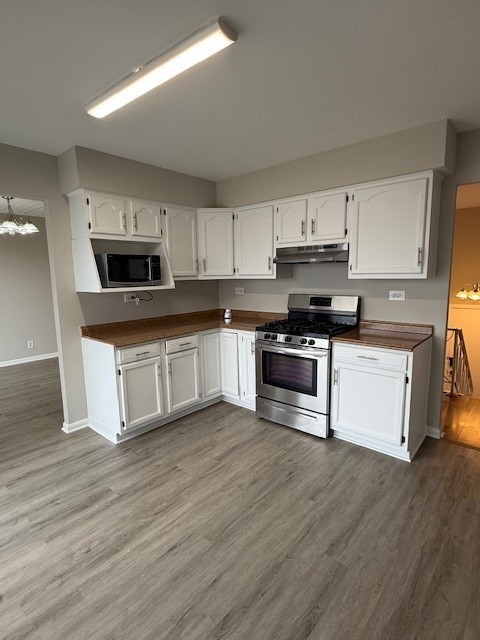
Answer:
top-left (235, 287), bottom-right (244, 295)
top-left (389, 290), bottom-right (406, 301)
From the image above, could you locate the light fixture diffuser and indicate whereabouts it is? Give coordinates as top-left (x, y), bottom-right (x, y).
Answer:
top-left (86, 18), bottom-right (237, 118)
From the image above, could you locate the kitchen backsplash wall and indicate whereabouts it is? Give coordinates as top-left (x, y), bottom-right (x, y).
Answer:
top-left (79, 280), bottom-right (219, 326)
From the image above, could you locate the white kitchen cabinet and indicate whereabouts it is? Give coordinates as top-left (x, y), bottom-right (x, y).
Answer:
top-left (203, 331), bottom-right (222, 398)
top-left (88, 193), bottom-right (127, 236)
top-left (239, 332), bottom-right (256, 406)
top-left (221, 330), bottom-right (239, 397)
top-left (234, 204), bottom-right (274, 277)
top-left (308, 191), bottom-right (348, 242)
top-left (119, 357), bottom-right (164, 431)
top-left (348, 174), bottom-right (435, 278)
top-left (331, 339), bottom-right (432, 461)
top-left (331, 361), bottom-right (406, 446)
top-left (166, 206), bottom-right (198, 277)
top-left (129, 200), bottom-right (163, 239)
top-left (275, 198), bottom-right (308, 245)
top-left (197, 208), bottom-right (234, 277)
top-left (166, 348), bottom-right (201, 413)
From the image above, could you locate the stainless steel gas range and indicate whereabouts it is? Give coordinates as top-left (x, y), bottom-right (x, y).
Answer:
top-left (255, 293), bottom-right (360, 438)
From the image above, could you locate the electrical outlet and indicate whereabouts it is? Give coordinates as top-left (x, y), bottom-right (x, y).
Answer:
top-left (27, 340), bottom-right (34, 349)
top-left (123, 293), bottom-right (138, 303)
top-left (235, 287), bottom-right (244, 295)
top-left (389, 290), bottom-right (406, 301)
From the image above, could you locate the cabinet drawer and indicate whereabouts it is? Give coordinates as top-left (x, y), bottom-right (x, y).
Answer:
top-left (333, 344), bottom-right (408, 371)
top-left (117, 342), bottom-right (161, 364)
top-left (165, 334), bottom-right (199, 354)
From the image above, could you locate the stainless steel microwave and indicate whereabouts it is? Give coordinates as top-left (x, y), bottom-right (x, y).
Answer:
top-left (95, 253), bottom-right (161, 288)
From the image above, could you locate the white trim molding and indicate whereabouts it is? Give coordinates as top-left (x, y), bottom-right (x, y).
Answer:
top-left (426, 425), bottom-right (443, 439)
top-left (62, 418), bottom-right (89, 434)
top-left (0, 352), bottom-right (58, 368)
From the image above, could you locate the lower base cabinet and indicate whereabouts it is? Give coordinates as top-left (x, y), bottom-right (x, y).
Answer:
top-left (166, 348), bottom-right (200, 413)
top-left (119, 357), bottom-right (164, 431)
top-left (331, 339), bottom-right (432, 461)
top-left (81, 327), bottom-right (257, 444)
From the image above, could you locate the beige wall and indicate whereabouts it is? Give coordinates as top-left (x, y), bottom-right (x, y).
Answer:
top-left (217, 121), bottom-right (458, 430)
top-left (0, 217), bottom-right (57, 363)
top-left (447, 206), bottom-right (480, 398)
top-left (448, 207), bottom-right (480, 304)
top-left (0, 142), bottom-right (86, 425)
top-left (59, 146), bottom-right (217, 207)
top-left (59, 146), bottom-right (219, 329)
top-left (0, 143), bottom-right (218, 428)
top-left (216, 120), bottom-right (456, 206)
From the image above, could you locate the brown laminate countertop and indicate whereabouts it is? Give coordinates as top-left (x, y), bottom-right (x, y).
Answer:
top-left (331, 320), bottom-right (434, 351)
top-left (81, 309), bottom-right (284, 347)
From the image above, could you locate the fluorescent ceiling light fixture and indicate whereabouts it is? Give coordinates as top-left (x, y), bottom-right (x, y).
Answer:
top-left (86, 18), bottom-right (237, 118)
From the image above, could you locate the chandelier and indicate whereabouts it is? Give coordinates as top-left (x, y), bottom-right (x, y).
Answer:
top-left (0, 196), bottom-right (39, 235)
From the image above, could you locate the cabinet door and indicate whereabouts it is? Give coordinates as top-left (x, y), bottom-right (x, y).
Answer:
top-left (88, 194), bottom-right (127, 236)
top-left (129, 200), bottom-right (163, 238)
top-left (197, 209), bottom-right (234, 277)
top-left (166, 349), bottom-right (200, 413)
top-left (166, 206), bottom-right (198, 277)
top-left (119, 358), bottom-right (164, 431)
top-left (275, 198), bottom-right (307, 245)
top-left (331, 362), bottom-right (406, 445)
top-left (308, 191), bottom-right (347, 242)
top-left (349, 178), bottom-right (428, 276)
top-left (203, 332), bottom-right (222, 397)
top-left (221, 331), bottom-right (239, 396)
top-left (235, 205), bottom-right (274, 277)
top-left (240, 333), bottom-right (256, 402)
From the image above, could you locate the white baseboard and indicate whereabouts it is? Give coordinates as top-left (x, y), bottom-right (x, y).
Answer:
top-left (426, 425), bottom-right (443, 439)
top-left (62, 418), bottom-right (89, 434)
top-left (222, 394), bottom-right (255, 411)
top-left (0, 352), bottom-right (58, 368)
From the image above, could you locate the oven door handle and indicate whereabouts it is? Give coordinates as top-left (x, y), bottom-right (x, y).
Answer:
top-left (255, 344), bottom-right (328, 359)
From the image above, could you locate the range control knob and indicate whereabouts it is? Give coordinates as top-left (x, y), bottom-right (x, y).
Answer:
top-left (264, 333), bottom-right (271, 339)
top-left (308, 339), bottom-right (315, 346)
top-left (271, 334), bottom-right (278, 340)
top-left (284, 336), bottom-right (292, 342)
top-left (300, 338), bottom-right (307, 345)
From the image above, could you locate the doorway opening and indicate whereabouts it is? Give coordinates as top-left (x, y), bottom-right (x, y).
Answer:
top-left (443, 183), bottom-right (480, 448)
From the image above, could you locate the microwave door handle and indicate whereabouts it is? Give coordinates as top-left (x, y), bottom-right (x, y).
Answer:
top-left (147, 258), bottom-right (152, 283)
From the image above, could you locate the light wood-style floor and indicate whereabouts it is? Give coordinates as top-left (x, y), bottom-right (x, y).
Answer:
top-left (2, 360), bottom-right (480, 640)
top-left (442, 395), bottom-right (480, 449)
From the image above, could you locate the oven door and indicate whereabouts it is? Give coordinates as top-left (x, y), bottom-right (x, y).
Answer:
top-left (255, 342), bottom-right (329, 414)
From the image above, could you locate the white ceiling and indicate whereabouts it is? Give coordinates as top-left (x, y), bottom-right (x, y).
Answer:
top-left (1, 0), bottom-right (480, 181)
top-left (0, 197), bottom-right (44, 217)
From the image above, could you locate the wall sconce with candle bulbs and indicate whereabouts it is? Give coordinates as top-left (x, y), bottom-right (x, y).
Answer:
top-left (0, 196), bottom-right (39, 236)
top-left (456, 283), bottom-right (480, 301)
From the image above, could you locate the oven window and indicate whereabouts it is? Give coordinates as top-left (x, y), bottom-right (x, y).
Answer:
top-left (262, 351), bottom-right (317, 396)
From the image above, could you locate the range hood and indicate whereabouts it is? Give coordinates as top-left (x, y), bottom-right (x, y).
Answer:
top-left (273, 242), bottom-right (349, 264)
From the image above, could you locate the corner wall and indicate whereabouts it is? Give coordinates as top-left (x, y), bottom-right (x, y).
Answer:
top-left (216, 121), bottom-right (458, 431)
top-left (0, 217), bottom-right (57, 364)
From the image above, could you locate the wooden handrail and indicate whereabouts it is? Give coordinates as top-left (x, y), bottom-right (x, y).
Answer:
top-left (446, 327), bottom-right (474, 396)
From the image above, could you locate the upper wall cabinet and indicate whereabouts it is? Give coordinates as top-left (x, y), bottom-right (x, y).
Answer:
top-left (70, 189), bottom-right (164, 242)
top-left (234, 204), bottom-right (274, 278)
top-left (309, 190), bottom-right (348, 243)
top-left (348, 172), bottom-right (439, 279)
top-left (88, 194), bottom-right (128, 236)
top-left (68, 189), bottom-right (174, 293)
top-left (165, 206), bottom-right (198, 278)
top-left (129, 200), bottom-right (163, 239)
top-left (274, 191), bottom-right (348, 246)
top-left (197, 208), bottom-right (234, 278)
top-left (275, 198), bottom-right (308, 245)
